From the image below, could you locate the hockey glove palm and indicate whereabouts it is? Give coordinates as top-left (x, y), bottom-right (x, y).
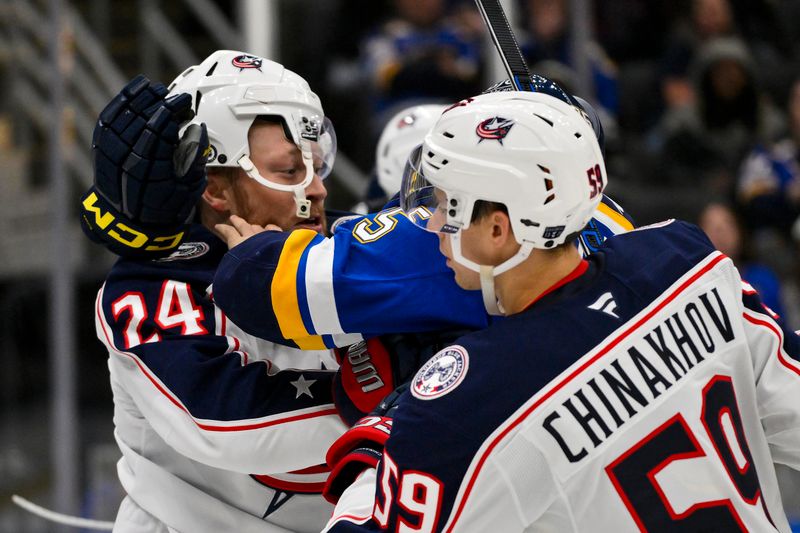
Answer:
top-left (80, 75), bottom-right (209, 257)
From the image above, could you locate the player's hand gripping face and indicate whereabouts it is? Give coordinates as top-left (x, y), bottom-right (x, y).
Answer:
top-left (214, 214), bottom-right (279, 249)
top-left (209, 119), bottom-right (328, 247)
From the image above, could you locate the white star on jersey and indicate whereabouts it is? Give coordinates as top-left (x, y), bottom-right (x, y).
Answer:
top-left (291, 375), bottom-right (316, 398)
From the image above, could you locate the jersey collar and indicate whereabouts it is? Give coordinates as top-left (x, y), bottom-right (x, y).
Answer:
top-left (522, 259), bottom-right (589, 312)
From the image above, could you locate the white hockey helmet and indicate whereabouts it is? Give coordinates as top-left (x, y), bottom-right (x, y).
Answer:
top-left (167, 50), bottom-right (336, 218)
top-left (376, 104), bottom-right (447, 197)
top-left (401, 90), bottom-right (605, 313)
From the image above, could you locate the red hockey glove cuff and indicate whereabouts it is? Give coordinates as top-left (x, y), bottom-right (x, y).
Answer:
top-left (333, 338), bottom-right (396, 425)
top-left (323, 415), bottom-right (393, 504)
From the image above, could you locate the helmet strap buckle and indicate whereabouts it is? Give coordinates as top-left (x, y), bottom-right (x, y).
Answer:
top-left (295, 197), bottom-right (311, 218)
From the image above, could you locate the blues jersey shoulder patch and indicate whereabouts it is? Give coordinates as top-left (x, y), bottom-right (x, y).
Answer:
top-left (412, 345), bottom-right (470, 400)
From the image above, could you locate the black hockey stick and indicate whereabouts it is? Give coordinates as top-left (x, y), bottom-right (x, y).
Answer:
top-left (474, 0), bottom-right (580, 105)
top-left (473, 0), bottom-right (534, 91)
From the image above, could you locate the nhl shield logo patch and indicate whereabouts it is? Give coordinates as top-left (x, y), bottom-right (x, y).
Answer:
top-left (411, 345), bottom-right (469, 400)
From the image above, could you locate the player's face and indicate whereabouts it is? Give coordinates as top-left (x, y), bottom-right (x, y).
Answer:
top-left (437, 221), bottom-right (491, 291)
top-left (231, 121), bottom-right (328, 234)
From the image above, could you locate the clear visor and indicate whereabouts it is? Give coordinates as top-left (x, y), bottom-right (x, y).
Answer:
top-left (399, 144), bottom-right (455, 233)
top-left (313, 117), bottom-right (337, 180)
top-left (241, 116), bottom-right (336, 190)
top-left (263, 116), bottom-right (337, 185)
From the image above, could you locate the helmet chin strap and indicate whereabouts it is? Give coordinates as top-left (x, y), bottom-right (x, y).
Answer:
top-left (479, 265), bottom-right (503, 315)
top-left (294, 146), bottom-right (314, 218)
top-left (237, 140), bottom-right (316, 219)
top-left (449, 233), bottom-right (533, 316)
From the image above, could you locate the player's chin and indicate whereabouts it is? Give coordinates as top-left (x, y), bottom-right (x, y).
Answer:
top-left (293, 214), bottom-right (326, 235)
top-left (451, 265), bottom-right (480, 290)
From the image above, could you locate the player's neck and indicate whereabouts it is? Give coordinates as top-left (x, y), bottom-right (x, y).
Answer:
top-left (496, 247), bottom-right (583, 315)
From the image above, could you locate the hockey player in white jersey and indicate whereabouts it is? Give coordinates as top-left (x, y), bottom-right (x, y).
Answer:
top-left (321, 90), bottom-right (800, 532)
top-left (81, 50), bottom-right (412, 533)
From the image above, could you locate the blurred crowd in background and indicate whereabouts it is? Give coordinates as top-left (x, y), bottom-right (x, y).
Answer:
top-left (1, 0), bottom-right (800, 528)
top-left (1, 0), bottom-right (799, 315)
top-left (309, 0), bottom-right (800, 328)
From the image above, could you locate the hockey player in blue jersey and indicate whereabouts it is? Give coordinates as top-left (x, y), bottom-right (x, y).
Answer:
top-left (320, 90), bottom-right (800, 532)
top-left (210, 77), bottom-right (634, 343)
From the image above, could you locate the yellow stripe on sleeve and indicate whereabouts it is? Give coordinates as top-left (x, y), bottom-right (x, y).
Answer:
top-left (597, 202), bottom-right (634, 232)
top-left (271, 229), bottom-right (320, 345)
top-left (294, 334), bottom-right (328, 351)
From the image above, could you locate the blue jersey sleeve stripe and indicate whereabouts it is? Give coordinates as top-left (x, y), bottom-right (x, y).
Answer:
top-left (296, 233), bottom-right (324, 336)
top-left (322, 334), bottom-right (336, 349)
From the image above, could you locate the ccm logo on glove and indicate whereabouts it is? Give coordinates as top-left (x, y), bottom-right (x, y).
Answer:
top-left (81, 191), bottom-right (184, 252)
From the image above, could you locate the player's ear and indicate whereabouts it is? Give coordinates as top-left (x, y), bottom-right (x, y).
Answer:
top-left (488, 210), bottom-right (519, 261)
top-left (203, 170), bottom-right (233, 213)
top-left (489, 209), bottom-right (512, 243)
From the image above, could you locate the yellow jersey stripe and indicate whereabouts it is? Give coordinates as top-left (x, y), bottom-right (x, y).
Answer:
top-left (272, 229), bottom-right (317, 343)
top-left (294, 334), bottom-right (328, 351)
top-left (597, 202), bottom-right (634, 232)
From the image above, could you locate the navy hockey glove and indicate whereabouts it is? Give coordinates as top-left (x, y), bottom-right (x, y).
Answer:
top-left (323, 384), bottom-right (406, 504)
top-left (80, 75), bottom-right (209, 258)
top-left (333, 330), bottom-right (466, 426)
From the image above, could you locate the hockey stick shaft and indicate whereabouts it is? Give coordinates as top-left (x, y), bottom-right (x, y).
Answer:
top-left (473, 0), bottom-right (533, 91)
top-left (11, 495), bottom-right (114, 530)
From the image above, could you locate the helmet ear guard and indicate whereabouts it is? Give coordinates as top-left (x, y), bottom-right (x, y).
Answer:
top-left (167, 50), bottom-right (336, 218)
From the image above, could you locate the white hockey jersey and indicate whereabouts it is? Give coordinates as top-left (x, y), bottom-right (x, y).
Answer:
top-left (95, 225), bottom-right (347, 532)
top-left (325, 220), bottom-right (800, 532)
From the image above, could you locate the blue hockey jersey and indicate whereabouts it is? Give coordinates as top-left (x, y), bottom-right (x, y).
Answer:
top-left (213, 196), bottom-right (634, 348)
top-left (324, 220), bottom-right (800, 532)
top-left (94, 224), bottom-right (347, 532)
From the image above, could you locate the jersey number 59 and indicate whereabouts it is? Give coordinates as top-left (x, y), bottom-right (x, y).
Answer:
top-left (373, 451), bottom-right (444, 533)
top-left (606, 375), bottom-right (771, 532)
